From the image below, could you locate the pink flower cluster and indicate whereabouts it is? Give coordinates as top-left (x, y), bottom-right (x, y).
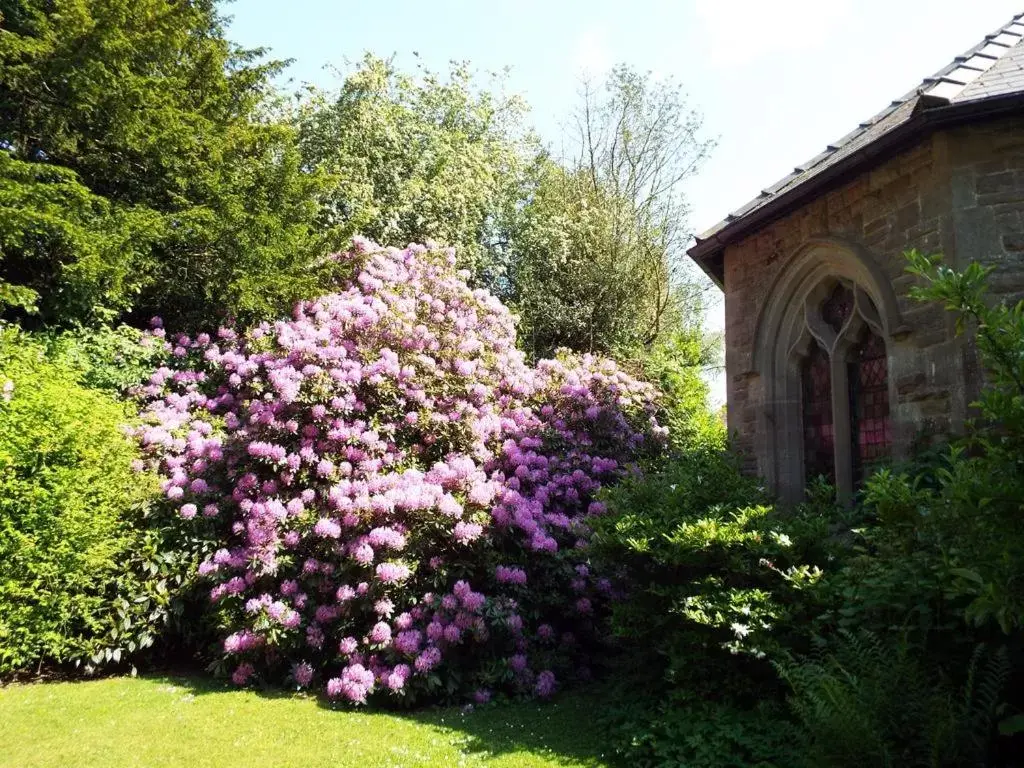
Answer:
top-left (134, 239), bottom-right (665, 704)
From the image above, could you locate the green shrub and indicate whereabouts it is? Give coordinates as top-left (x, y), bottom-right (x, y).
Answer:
top-left (799, 252), bottom-right (1024, 763)
top-left (39, 324), bottom-right (166, 395)
top-left (810, 253), bottom-right (1024, 668)
top-left (591, 449), bottom-right (831, 697)
top-left (900, 250), bottom-right (1024, 635)
top-left (817, 445), bottom-right (1024, 646)
top-left (580, 436), bottom-right (835, 765)
top-left (0, 327), bottom-right (171, 675)
top-left (593, 251), bottom-right (1024, 767)
top-left (811, 466), bottom-right (970, 650)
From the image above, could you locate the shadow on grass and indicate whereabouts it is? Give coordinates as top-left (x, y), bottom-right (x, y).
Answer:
top-left (399, 688), bottom-right (619, 767)
top-left (166, 671), bottom-right (619, 767)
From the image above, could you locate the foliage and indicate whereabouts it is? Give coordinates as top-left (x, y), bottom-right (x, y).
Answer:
top-left (1, 6), bottom-right (714, 351)
top-left (493, 66), bottom-right (713, 359)
top-left (600, 679), bottom-right (800, 768)
top-left (297, 59), bottom-right (716, 362)
top-left (590, 449), bottom-right (830, 700)
top-left (0, 675), bottom-right (616, 768)
top-left (0, 151), bottom-right (164, 321)
top-left (790, 251), bottom-right (1024, 766)
top-left (132, 239), bottom-right (667, 704)
top-left (810, 467), bottom-right (965, 648)
top-left (297, 55), bottom-right (537, 281)
top-left (625, 329), bottom-right (724, 451)
top-left (494, 162), bottom-right (664, 357)
top-left (800, 252), bottom-right (1024, 711)
top-left (0, 0), bottom-right (340, 327)
top-left (901, 250), bottom-right (1024, 633)
top-left (37, 324), bottom-right (167, 394)
top-left (0, 326), bottom-right (174, 674)
top-left (778, 632), bottom-right (1009, 768)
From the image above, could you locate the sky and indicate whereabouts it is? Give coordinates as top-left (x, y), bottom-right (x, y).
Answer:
top-left (225, 0), bottom-right (1023, 403)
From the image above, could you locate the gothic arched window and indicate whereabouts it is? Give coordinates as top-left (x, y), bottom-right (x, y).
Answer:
top-left (798, 279), bottom-right (892, 497)
top-left (750, 237), bottom-right (908, 505)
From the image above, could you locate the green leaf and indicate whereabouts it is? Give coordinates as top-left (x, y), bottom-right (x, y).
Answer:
top-left (999, 714), bottom-right (1024, 736)
top-left (949, 568), bottom-right (985, 585)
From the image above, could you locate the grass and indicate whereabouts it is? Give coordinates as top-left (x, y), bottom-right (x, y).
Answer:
top-left (0, 674), bottom-right (616, 768)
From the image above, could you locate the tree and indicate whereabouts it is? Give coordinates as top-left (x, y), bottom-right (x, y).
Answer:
top-left (295, 55), bottom-right (538, 279)
top-left (0, 0), bottom-right (339, 327)
top-left (494, 65), bottom-right (715, 360)
top-left (0, 151), bottom-right (163, 320)
top-left (0, 4), bottom-right (716, 354)
top-left (494, 160), bottom-right (649, 355)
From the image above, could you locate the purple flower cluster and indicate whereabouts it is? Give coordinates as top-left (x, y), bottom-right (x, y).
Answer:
top-left (133, 239), bottom-right (665, 704)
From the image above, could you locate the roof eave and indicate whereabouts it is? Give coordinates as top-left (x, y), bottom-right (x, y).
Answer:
top-left (687, 91), bottom-right (1024, 286)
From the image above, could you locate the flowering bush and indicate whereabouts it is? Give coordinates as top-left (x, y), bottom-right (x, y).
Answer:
top-left (133, 238), bottom-right (666, 703)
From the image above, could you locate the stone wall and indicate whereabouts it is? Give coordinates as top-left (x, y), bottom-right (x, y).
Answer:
top-left (946, 117), bottom-right (1024, 293)
top-left (721, 115), bottom-right (1024, 487)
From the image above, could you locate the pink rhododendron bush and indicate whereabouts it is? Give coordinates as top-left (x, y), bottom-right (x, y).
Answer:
top-left (133, 238), bottom-right (667, 704)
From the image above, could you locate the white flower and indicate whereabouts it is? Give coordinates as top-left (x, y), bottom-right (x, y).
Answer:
top-left (730, 622), bottom-right (750, 638)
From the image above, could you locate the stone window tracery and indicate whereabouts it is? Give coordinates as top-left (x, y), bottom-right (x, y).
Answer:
top-left (821, 283), bottom-right (854, 333)
top-left (750, 238), bottom-right (907, 505)
top-left (796, 278), bottom-right (892, 497)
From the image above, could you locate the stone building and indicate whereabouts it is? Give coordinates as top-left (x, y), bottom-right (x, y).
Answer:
top-left (687, 13), bottom-right (1024, 504)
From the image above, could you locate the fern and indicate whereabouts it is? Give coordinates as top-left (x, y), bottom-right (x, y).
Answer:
top-left (777, 632), bottom-right (1009, 768)
top-left (951, 644), bottom-right (1010, 766)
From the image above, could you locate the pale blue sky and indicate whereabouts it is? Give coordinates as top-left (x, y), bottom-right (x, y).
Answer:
top-left (226, 0), bottom-right (1023, 401)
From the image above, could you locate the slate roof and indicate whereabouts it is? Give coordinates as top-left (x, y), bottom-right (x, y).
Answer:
top-left (688, 12), bottom-right (1024, 286)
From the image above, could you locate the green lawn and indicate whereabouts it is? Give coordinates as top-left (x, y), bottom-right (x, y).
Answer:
top-left (0, 675), bottom-right (616, 768)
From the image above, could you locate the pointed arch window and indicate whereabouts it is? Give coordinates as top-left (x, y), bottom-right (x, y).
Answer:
top-left (750, 237), bottom-right (909, 505)
top-left (797, 279), bottom-right (892, 499)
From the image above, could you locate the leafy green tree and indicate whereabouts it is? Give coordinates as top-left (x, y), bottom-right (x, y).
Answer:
top-left (496, 160), bottom-right (696, 358)
top-left (629, 329), bottom-right (724, 451)
top-left (0, 0), bottom-right (339, 327)
top-left (1, 2), bottom-right (717, 359)
top-left (494, 65), bottom-right (714, 359)
top-left (0, 151), bottom-right (164, 321)
top-left (295, 60), bottom-right (717, 362)
top-left (296, 55), bottom-right (537, 278)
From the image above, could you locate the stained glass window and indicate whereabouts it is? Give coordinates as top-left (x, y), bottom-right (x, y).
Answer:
top-left (821, 283), bottom-right (855, 332)
top-left (850, 329), bottom-right (891, 484)
top-left (799, 281), bottom-right (892, 495)
top-left (802, 341), bottom-right (834, 482)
